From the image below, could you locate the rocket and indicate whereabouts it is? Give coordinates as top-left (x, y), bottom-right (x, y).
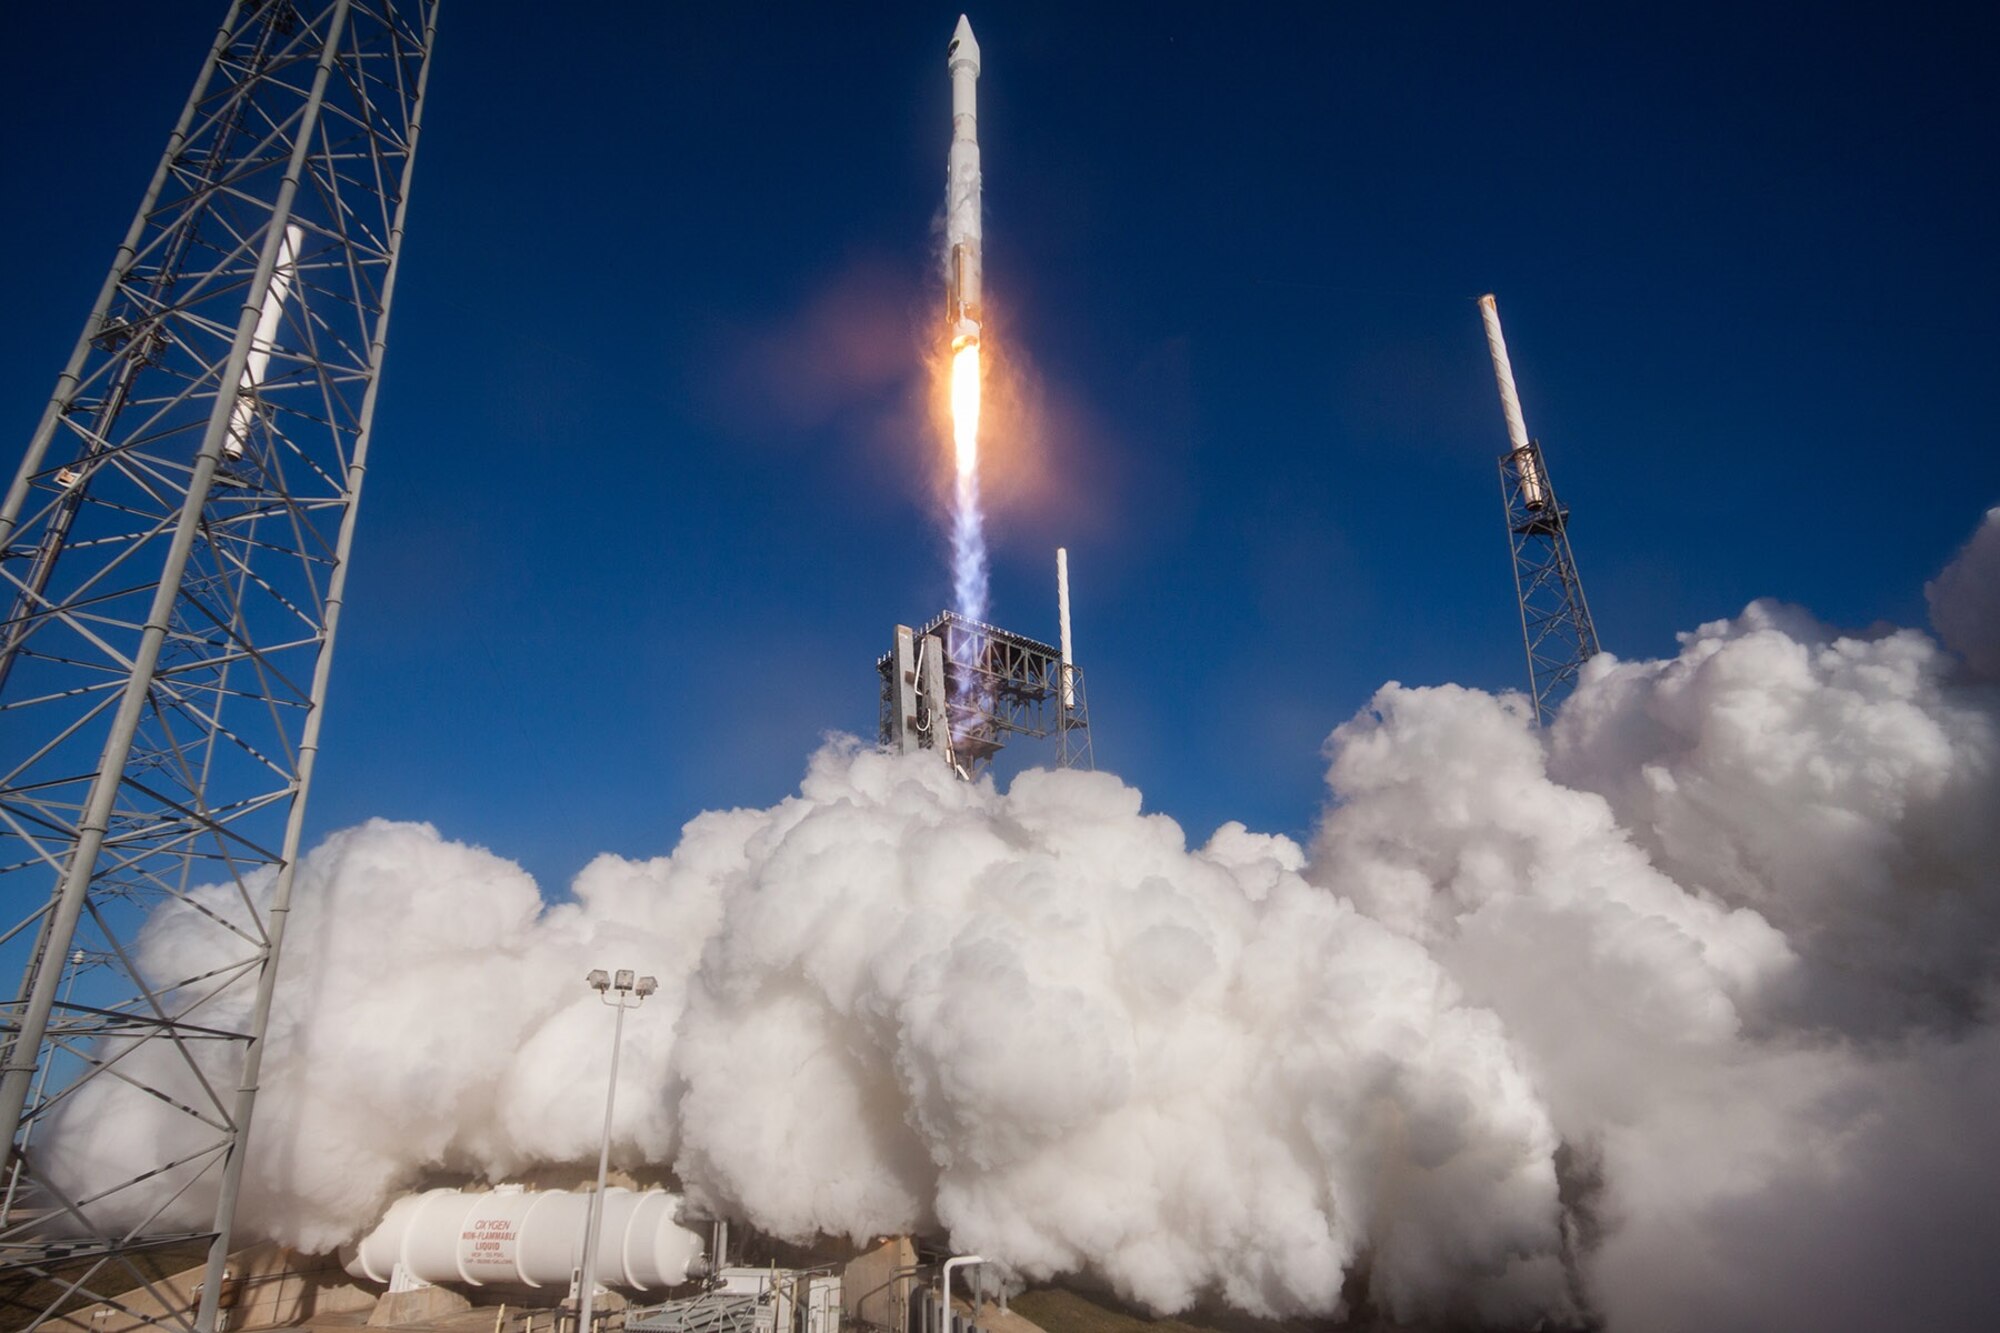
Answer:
top-left (945, 15), bottom-right (982, 350)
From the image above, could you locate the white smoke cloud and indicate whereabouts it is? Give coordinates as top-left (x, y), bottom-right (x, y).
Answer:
top-left (42, 822), bottom-right (700, 1253)
top-left (1550, 600), bottom-right (2000, 1032)
top-left (1305, 519), bottom-right (2000, 1329)
top-left (1929, 506), bottom-right (2000, 680)
top-left (668, 753), bottom-right (1567, 1324)
top-left (41, 510), bottom-right (2000, 1330)
top-left (45, 755), bottom-right (1570, 1324)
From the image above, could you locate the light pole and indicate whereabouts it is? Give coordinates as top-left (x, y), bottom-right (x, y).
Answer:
top-left (575, 967), bottom-right (656, 1333)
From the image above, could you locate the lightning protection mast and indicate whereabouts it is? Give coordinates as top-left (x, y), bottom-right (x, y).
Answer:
top-left (1478, 295), bottom-right (1600, 726)
top-left (0, 4), bottom-right (437, 1329)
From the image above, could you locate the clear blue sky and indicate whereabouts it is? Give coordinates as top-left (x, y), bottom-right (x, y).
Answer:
top-left (5, 3), bottom-right (1996, 892)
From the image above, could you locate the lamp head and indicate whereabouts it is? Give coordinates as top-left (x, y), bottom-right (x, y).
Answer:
top-left (614, 969), bottom-right (635, 992)
top-left (586, 969), bottom-right (610, 992)
top-left (635, 975), bottom-right (658, 998)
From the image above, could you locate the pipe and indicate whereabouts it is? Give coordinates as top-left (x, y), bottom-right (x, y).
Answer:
top-left (939, 1256), bottom-right (984, 1333)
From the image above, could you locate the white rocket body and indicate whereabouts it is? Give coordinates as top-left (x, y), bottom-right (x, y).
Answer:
top-left (1477, 293), bottom-right (1548, 509)
top-left (946, 15), bottom-right (983, 349)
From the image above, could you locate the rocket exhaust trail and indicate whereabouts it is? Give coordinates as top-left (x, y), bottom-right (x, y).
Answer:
top-left (944, 16), bottom-right (989, 727)
top-left (950, 341), bottom-right (986, 626)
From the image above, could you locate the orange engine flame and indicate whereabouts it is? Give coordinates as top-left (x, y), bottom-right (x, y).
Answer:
top-left (950, 340), bottom-right (981, 479)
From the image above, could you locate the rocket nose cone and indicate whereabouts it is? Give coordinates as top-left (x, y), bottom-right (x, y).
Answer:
top-left (948, 14), bottom-right (981, 67)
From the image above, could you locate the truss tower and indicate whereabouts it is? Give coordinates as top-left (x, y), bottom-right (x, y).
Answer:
top-left (1478, 294), bottom-right (1600, 725)
top-left (0, 4), bottom-right (437, 1329)
top-left (1499, 441), bottom-right (1599, 725)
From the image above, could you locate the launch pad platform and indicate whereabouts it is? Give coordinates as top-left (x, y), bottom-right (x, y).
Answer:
top-left (877, 611), bottom-right (1091, 775)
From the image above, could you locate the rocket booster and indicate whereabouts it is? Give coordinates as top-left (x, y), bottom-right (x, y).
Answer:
top-left (946, 15), bottom-right (982, 349)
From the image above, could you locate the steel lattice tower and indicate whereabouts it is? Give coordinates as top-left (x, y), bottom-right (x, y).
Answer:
top-left (1055, 669), bottom-right (1094, 772)
top-left (1499, 441), bottom-right (1599, 725)
top-left (1479, 295), bottom-right (1600, 726)
top-left (0, 4), bottom-right (437, 1329)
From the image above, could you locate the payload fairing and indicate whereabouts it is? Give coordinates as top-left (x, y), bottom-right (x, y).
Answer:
top-left (946, 15), bottom-right (983, 350)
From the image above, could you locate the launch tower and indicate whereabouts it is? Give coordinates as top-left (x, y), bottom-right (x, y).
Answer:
top-left (0, 5), bottom-right (437, 1329)
top-left (1479, 295), bottom-right (1600, 725)
top-left (880, 551), bottom-right (1093, 777)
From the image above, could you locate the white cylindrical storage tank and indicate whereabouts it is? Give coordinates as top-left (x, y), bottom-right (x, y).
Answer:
top-left (351, 1191), bottom-right (427, 1286)
top-left (399, 1187), bottom-right (477, 1284)
top-left (455, 1185), bottom-right (572, 1288)
top-left (508, 1186), bottom-right (582, 1288)
top-left (345, 1187), bottom-right (703, 1292)
top-left (613, 1188), bottom-right (705, 1289)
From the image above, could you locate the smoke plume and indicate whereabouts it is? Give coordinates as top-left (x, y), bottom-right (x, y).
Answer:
top-left (42, 508), bottom-right (2000, 1330)
top-left (951, 457), bottom-right (988, 626)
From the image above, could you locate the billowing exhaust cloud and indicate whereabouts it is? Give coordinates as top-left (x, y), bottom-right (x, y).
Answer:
top-left (44, 509), bottom-right (2000, 1330)
top-left (1928, 506), bottom-right (2000, 681)
top-left (1309, 507), bottom-right (2000, 1328)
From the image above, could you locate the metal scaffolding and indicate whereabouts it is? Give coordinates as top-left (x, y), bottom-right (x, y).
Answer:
top-left (1500, 440), bottom-right (1599, 726)
top-left (878, 612), bottom-right (1092, 777)
top-left (0, 3), bottom-right (436, 1329)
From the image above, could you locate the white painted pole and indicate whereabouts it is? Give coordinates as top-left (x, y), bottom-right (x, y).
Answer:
top-left (1478, 293), bottom-right (1548, 508)
top-left (575, 997), bottom-right (626, 1333)
top-left (1056, 548), bottom-right (1075, 708)
top-left (225, 223), bottom-right (305, 459)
